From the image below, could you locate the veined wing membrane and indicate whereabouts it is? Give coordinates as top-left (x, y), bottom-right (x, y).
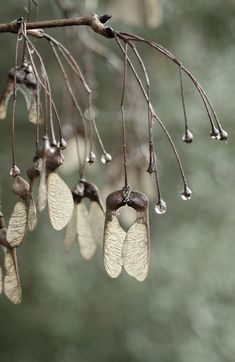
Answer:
top-left (4, 248), bottom-right (22, 304)
top-left (122, 215), bottom-right (150, 282)
top-left (0, 80), bottom-right (13, 119)
top-left (76, 202), bottom-right (96, 260)
top-left (104, 213), bottom-right (126, 278)
top-left (47, 172), bottom-right (74, 230)
top-left (89, 201), bottom-right (105, 246)
top-left (7, 200), bottom-right (28, 247)
top-left (64, 206), bottom-right (76, 253)
top-left (28, 196), bottom-right (37, 231)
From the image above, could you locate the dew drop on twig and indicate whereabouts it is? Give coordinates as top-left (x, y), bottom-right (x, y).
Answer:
top-left (101, 153), bottom-right (112, 164)
top-left (181, 186), bottom-right (192, 200)
top-left (86, 152), bottom-right (96, 164)
top-left (182, 130), bottom-right (193, 144)
top-left (154, 199), bottom-right (167, 214)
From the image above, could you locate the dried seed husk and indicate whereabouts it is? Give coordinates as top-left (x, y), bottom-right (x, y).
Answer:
top-left (47, 172), bottom-right (73, 230)
top-left (4, 248), bottom-right (22, 304)
top-left (12, 176), bottom-right (30, 199)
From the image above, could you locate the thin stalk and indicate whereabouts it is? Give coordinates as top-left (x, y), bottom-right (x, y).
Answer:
top-left (117, 31), bottom-right (222, 134)
top-left (116, 35), bottom-right (189, 190)
top-left (119, 41), bottom-right (128, 188)
top-left (11, 25), bottom-right (22, 169)
top-left (179, 65), bottom-right (189, 133)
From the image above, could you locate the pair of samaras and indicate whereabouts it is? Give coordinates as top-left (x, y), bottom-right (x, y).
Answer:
top-left (104, 189), bottom-right (150, 281)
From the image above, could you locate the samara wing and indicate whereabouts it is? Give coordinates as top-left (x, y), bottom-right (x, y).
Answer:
top-left (38, 158), bottom-right (47, 212)
top-left (0, 266), bottom-right (2, 294)
top-left (4, 248), bottom-right (22, 304)
top-left (104, 213), bottom-right (126, 278)
top-left (89, 201), bottom-right (105, 246)
top-left (7, 200), bottom-right (28, 247)
top-left (28, 196), bottom-right (37, 231)
top-left (122, 210), bottom-right (150, 282)
top-left (64, 206), bottom-right (76, 253)
top-left (47, 172), bottom-right (73, 230)
top-left (0, 80), bottom-right (13, 119)
top-left (76, 202), bottom-right (96, 260)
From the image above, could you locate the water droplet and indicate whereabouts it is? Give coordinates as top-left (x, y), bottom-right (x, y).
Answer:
top-left (101, 153), bottom-right (112, 164)
top-left (86, 152), bottom-right (96, 164)
top-left (210, 127), bottom-right (219, 139)
top-left (59, 138), bottom-right (67, 150)
top-left (155, 199), bottom-right (167, 214)
top-left (10, 165), bottom-right (20, 177)
top-left (218, 129), bottom-right (228, 141)
top-left (182, 130), bottom-right (193, 144)
top-left (181, 186), bottom-right (192, 200)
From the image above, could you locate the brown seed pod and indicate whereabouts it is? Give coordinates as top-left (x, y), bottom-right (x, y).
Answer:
top-left (104, 189), bottom-right (150, 281)
top-left (12, 176), bottom-right (30, 200)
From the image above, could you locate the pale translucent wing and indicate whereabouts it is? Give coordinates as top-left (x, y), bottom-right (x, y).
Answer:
top-left (64, 206), bottom-right (76, 253)
top-left (89, 201), bottom-right (105, 246)
top-left (104, 214), bottom-right (126, 278)
top-left (28, 95), bottom-right (42, 125)
top-left (122, 219), bottom-right (150, 281)
top-left (76, 202), bottom-right (96, 260)
top-left (7, 200), bottom-right (27, 247)
top-left (38, 158), bottom-right (47, 211)
top-left (17, 84), bottom-right (32, 110)
top-left (0, 80), bottom-right (13, 119)
top-left (28, 196), bottom-right (37, 231)
top-left (0, 266), bottom-right (2, 294)
top-left (47, 172), bottom-right (74, 230)
top-left (4, 248), bottom-right (22, 304)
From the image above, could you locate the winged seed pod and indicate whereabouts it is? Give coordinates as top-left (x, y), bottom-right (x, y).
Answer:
top-left (0, 62), bottom-right (41, 124)
top-left (104, 189), bottom-right (150, 281)
top-left (37, 138), bottom-right (74, 230)
top-left (7, 176), bottom-right (37, 247)
top-left (3, 247), bottom-right (22, 304)
top-left (65, 180), bottom-right (105, 260)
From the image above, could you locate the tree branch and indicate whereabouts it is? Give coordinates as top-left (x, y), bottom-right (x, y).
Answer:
top-left (0, 14), bottom-right (114, 38)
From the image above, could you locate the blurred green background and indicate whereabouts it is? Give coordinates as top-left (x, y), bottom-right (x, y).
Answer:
top-left (1, 0), bottom-right (235, 361)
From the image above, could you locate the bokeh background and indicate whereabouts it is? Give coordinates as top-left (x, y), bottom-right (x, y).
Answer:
top-left (1, 0), bottom-right (235, 361)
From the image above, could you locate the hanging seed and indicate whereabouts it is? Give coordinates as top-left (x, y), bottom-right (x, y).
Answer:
top-left (47, 172), bottom-right (74, 230)
top-left (12, 176), bottom-right (30, 199)
top-left (10, 165), bottom-right (20, 177)
top-left (7, 200), bottom-right (28, 247)
top-left (86, 151), bottom-right (96, 164)
top-left (181, 185), bottom-right (192, 200)
top-left (101, 152), bottom-right (112, 164)
top-left (154, 199), bottom-right (167, 214)
top-left (182, 129), bottom-right (193, 144)
top-left (46, 145), bottom-right (64, 172)
top-left (4, 248), bottom-right (22, 304)
top-left (104, 189), bottom-right (150, 281)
